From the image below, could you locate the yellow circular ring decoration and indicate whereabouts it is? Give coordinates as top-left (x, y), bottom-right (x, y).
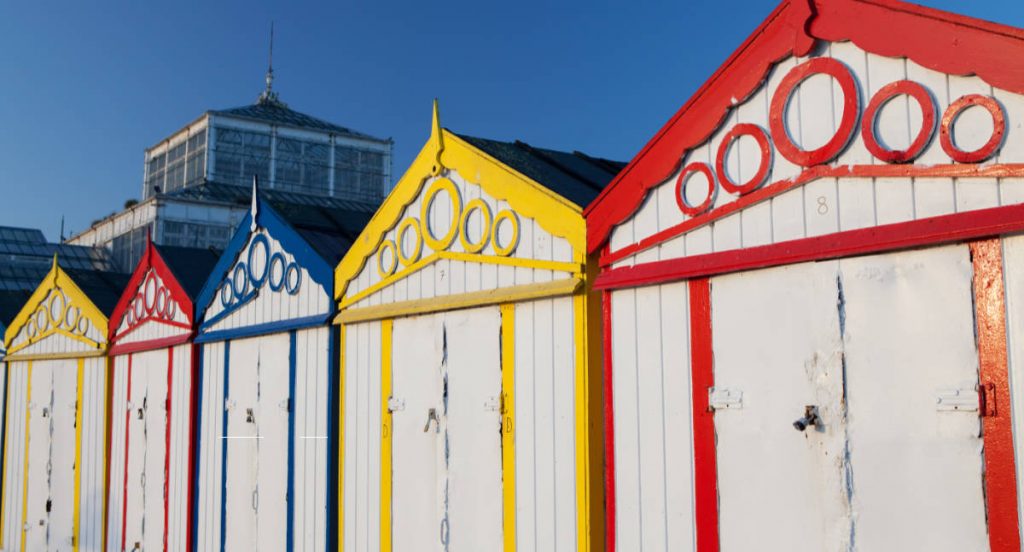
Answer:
top-left (376, 239), bottom-right (398, 278)
top-left (396, 218), bottom-right (423, 267)
top-left (491, 210), bottom-right (521, 257)
top-left (420, 178), bottom-right (462, 251)
top-left (459, 199), bottom-right (493, 254)
top-left (47, 292), bottom-right (67, 327)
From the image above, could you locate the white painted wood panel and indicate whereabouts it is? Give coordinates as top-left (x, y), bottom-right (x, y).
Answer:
top-left (610, 282), bottom-right (698, 552)
top-left (1, 362), bottom-right (28, 551)
top-left (841, 245), bottom-right (988, 550)
top-left (341, 320), bottom-right (382, 552)
top-left (196, 341), bottom-right (226, 552)
top-left (224, 337), bottom-right (259, 552)
top-left (711, 261), bottom-right (848, 551)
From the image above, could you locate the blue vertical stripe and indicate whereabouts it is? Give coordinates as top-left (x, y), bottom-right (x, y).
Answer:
top-left (190, 346), bottom-right (205, 552)
top-left (286, 330), bottom-right (297, 552)
top-left (220, 341), bottom-right (230, 552)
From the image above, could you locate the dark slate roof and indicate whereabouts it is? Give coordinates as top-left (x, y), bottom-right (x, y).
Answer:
top-left (154, 245), bottom-right (223, 300)
top-left (268, 200), bottom-right (377, 266)
top-left (62, 267), bottom-right (131, 317)
top-left (164, 181), bottom-right (379, 213)
top-left (456, 134), bottom-right (626, 208)
top-left (211, 101), bottom-right (388, 143)
top-left (0, 289), bottom-right (33, 328)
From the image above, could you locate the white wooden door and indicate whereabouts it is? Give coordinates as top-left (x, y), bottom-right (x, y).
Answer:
top-left (143, 351), bottom-right (169, 552)
top-left (388, 307), bottom-right (503, 551)
top-left (391, 315), bottom-right (444, 552)
top-left (709, 244), bottom-right (988, 550)
top-left (24, 362), bottom-right (54, 551)
top-left (444, 307), bottom-right (503, 552)
top-left (225, 338), bottom-right (259, 552)
top-left (123, 354), bottom-right (149, 551)
top-left (50, 359), bottom-right (78, 551)
top-left (711, 261), bottom-right (848, 551)
top-left (841, 245), bottom-right (987, 549)
top-left (255, 333), bottom-right (291, 552)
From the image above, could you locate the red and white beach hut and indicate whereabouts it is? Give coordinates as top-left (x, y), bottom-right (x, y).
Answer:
top-left (104, 241), bottom-right (219, 552)
top-left (586, 0), bottom-right (1024, 550)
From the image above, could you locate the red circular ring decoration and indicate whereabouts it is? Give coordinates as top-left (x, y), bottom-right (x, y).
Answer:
top-left (861, 80), bottom-right (937, 163)
top-left (939, 94), bottom-right (1005, 163)
top-left (769, 57), bottom-right (860, 167)
top-left (715, 123), bottom-right (772, 195)
top-left (674, 162), bottom-right (717, 217)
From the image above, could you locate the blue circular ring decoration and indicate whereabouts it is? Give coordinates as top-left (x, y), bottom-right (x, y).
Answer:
top-left (284, 263), bottom-right (301, 295)
top-left (220, 281), bottom-right (233, 307)
top-left (231, 264), bottom-right (248, 298)
top-left (268, 252), bottom-right (287, 292)
top-left (247, 234), bottom-right (270, 288)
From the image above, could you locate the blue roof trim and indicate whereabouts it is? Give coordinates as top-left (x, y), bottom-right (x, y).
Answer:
top-left (194, 314), bottom-right (329, 344)
top-left (195, 195), bottom-right (336, 333)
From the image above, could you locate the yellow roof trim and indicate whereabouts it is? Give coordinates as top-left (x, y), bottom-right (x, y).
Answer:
top-left (334, 105), bottom-right (586, 301)
top-left (3, 260), bottom-right (109, 351)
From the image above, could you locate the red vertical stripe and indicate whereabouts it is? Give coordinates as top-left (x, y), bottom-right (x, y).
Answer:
top-left (121, 354), bottom-right (133, 552)
top-left (970, 239), bottom-right (1021, 552)
top-left (688, 278), bottom-right (720, 551)
top-left (602, 291), bottom-right (616, 552)
top-left (163, 347), bottom-right (174, 552)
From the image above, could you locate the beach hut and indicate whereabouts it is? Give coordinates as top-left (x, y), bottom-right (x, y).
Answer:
top-left (585, 0), bottom-right (1024, 550)
top-left (104, 241), bottom-right (219, 552)
top-left (0, 258), bottom-right (128, 551)
top-left (191, 181), bottom-right (374, 552)
top-left (334, 104), bottom-right (620, 551)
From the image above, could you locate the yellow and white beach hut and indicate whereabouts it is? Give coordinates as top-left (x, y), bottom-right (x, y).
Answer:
top-left (0, 257), bottom-right (128, 552)
top-left (334, 103), bottom-right (621, 552)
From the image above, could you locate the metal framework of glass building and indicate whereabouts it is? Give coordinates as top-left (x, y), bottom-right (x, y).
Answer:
top-left (70, 88), bottom-right (393, 271)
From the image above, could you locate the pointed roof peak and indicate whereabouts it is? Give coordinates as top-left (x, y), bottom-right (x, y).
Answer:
top-left (250, 175), bottom-right (260, 231)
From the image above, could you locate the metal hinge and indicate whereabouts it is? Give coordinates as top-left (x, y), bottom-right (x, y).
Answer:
top-left (708, 387), bottom-right (743, 411)
top-left (483, 396), bottom-right (500, 412)
top-left (936, 388), bottom-right (979, 412)
top-left (388, 396), bottom-right (405, 413)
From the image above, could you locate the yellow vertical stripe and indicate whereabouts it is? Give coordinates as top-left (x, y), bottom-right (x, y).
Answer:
top-left (18, 361), bottom-right (32, 552)
top-left (573, 293), bottom-right (590, 552)
top-left (500, 303), bottom-right (516, 551)
top-left (0, 361), bottom-right (11, 545)
top-left (582, 256), bottom-right (606, 552)
top-left (338, 324), bottom-right (346, 552)
top-left (72, 358), bottom-right (84, 552)
top-left (380, 320), bottom-right (393, 552)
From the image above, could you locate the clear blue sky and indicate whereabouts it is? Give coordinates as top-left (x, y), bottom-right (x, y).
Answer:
top-left (0, 1), bottom-right (1021, 241)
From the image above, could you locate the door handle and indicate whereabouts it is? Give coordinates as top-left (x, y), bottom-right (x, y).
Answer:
top-left (423, 408), bottom-right (439, 433)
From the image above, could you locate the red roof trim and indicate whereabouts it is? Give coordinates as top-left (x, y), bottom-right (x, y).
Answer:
top-left (108, 241), bottom-right (195, 346)
top-left (585, 0), bottom-right (1024, 253)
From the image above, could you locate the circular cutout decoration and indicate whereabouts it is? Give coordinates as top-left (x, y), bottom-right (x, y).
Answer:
top-left (247, 234), bottom-right (271, 288)
top-left (491, 210), bottom-right (520, 257)
top-left (48, 292), bottom-right (66, 327)
top-left (769, 57), bottom-right (860, 167)
top-left (861, 80), bottom-right (936, 163)
top-left (268, 252), bottom-right (287, 292)
top-left (420, 178), bottom-right (462, 251)
top-left (284, 264), bottom-right (302, 295)
top-left (396, 218), bottom-right (423, 267)
top-left (231, 264), bottom-right (248, 298)
top-left (144, 274), bottom-right (157, 313)
top-left (34, 306), bottom-right (48, 334)
top-left (716, 124), bottom-right (773, 195)
top-left (674, 162), bottom-right (717, 217)
top-left (26, 319), bottom-right (37, 339)
top-left (377, 240), bottom-right (398, 278)
top-left (65, 306), bottom-right (80, 330)
top-left (220, 283), bottom-right (233, 307)
top-left (77, 316), bottom-right (90, 336)
top-left (155, 288), bottom-right (169, 317)
top-left (940, 94), bottom-right (1005, 163)
top-left (166, 300), bottom-right (177, 321)
top-left (459, 199), bottom-right (493, 254)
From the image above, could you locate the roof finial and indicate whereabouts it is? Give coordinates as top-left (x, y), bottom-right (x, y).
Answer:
top-left (258, 22), bottom-right (283, 106)
top-left (250, 175), bottom-right (260, 231)
top-left (430, 98), bottom-right (445, 175)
